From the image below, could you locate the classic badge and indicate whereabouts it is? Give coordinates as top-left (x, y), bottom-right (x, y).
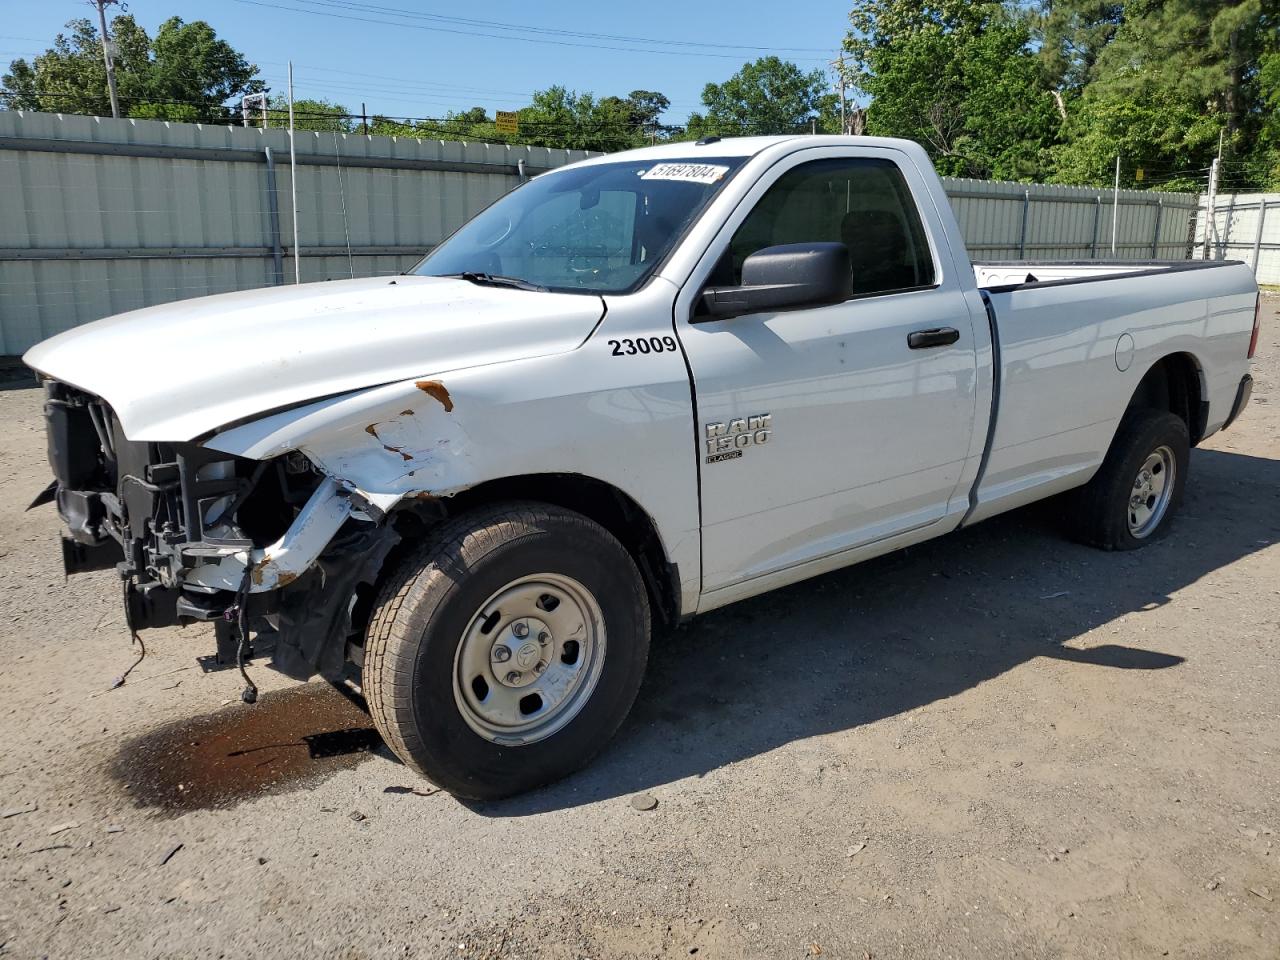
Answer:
top-left (705, 414), bottom-right (771, 463)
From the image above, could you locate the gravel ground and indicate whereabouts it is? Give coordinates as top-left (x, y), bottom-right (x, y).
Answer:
top-left (1, 296), bottom-right (1277, 960)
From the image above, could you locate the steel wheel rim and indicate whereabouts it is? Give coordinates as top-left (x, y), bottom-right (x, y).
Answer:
top-left (1128, 445), bottom-right (1176, 538)
top-left (452, 572), bottom-right (606, 746)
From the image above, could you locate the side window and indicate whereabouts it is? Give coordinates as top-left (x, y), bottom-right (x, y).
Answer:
top-left (723, 157), bottom-right (935, 297)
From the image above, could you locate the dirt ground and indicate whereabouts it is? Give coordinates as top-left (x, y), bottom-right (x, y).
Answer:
top-left (1, 297), bottom-right (1277, 960)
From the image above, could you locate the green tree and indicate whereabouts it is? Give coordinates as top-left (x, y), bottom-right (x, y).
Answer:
top-left (366, 91), bottom-right (664, 152)
top-left (365, 110), bottom-right (494, 142)
top-left (594, 89), bottom-right (671, 139)
top-left (846, 2), bottom-right (1058, 180)
top-left (1, 15), bottom-right (260, 121)
top-left (620, 90), bottom-right (671, 129)
top-left (266, 96), bottom-right (354, 133)
top-left (1089, 0), bottom-right (1275, 139)
top-left (1046, 0), bottom-right (1278, 187)
top-left (1047, 94), bottom-right (1220, 188)
top-left (1034, 0), bottom-right (1125, 115)
top-left (145, 18), bottom-right (261, 119)
top-left (517, 86), bottom-right (656, 151)
top-left (1252, 51), bottom-right (1280, 185)
top-left (685, 57), bottom-right (836, 138)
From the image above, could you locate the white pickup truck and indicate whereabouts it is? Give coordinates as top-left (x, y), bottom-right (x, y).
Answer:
top-left (25, 136), bottom-right (1260, 798)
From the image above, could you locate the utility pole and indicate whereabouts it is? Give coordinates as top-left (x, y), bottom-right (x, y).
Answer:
top-left (288, 61), bottom-right (301, 285)
top-left (361, 102), bottom-right (368, 136)
top-left (1111, 154), bottom-right (1120, 255)
top-left (91, 0), bottom-right (121, 119)
top-left (1203, 156), bottom-right (1221, 261)
top-left (831, 54), bottom-right (849, 135)
top-left (837, 55), bottom-right (847, 135)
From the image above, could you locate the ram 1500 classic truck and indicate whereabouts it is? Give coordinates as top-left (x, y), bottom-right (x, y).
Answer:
top-left (24, 136), bottom-right (1260, 799)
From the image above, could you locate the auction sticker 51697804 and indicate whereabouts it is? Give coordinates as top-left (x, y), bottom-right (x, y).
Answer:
top-left (639, 163), bottom-right (730, 184)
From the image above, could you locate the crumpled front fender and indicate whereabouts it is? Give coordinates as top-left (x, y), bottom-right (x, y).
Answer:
top-left (205, 375), bottom-right (470, 509)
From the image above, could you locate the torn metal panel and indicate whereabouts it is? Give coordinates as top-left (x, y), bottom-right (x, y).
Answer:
top-left (183, 477), bottom-right (355, 593)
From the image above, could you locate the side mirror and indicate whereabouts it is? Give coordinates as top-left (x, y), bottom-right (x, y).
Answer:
top-left (699, 242), bottom-right (853, 320)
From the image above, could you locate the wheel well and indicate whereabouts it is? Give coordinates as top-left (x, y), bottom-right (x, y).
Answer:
top-left (408, 473), bottom-right (681, 630)
top-left (1127, 352), bottom-right (1206, 444)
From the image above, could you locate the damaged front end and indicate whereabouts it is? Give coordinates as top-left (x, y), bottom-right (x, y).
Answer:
top-left (34, 380), bottom-right (399, 681)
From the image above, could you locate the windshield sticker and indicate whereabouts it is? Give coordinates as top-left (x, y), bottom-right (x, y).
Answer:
top-left (639, 163), bottom-right (730, 184)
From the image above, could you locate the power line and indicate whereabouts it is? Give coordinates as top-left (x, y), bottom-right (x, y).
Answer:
top-left (281, 0), bottom-right (832, 53)
top-left (229, 0), bottom-right (829, 61)
top-left (285, 71), bottom-right (533, 99)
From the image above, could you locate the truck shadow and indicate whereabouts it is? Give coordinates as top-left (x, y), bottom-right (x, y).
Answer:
top-left (473, 445), bottom-right (1280, 817)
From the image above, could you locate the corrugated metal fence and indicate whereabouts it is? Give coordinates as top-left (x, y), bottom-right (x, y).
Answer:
top-left (1194, 192), bottom-right (1280, 284)
top-left (0, 111), bottom-right (593, 355)
top-left (0, 111), bottom-right (1202, 356)
top-left (943, 177), bottom-right (1197, 261)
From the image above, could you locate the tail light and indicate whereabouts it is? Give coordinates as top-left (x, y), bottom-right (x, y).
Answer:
top-left (1248, 294), bottom-right (1260, 359)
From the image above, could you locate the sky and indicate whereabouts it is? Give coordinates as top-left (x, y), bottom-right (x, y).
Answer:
top-left (0, 0), bottom-right (854, 124)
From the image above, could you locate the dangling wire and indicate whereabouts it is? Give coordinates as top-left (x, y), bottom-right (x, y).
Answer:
top-left (233, 562), bottom-right (259, 704)
top-left (111, 578), bottom-right (147, 689)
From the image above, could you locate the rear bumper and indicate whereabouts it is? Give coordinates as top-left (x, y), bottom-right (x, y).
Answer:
top-left (1222, 375), bottom-right (1253, 431)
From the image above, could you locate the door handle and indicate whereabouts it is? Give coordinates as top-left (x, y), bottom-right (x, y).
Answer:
top-left (907, 327), bottom-right (960, 349)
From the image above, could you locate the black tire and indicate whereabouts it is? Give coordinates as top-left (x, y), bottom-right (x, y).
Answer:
top-left (363, 502), bottom-right (650, 800)
top-left (1066, 408), bottom-right (1190, 550)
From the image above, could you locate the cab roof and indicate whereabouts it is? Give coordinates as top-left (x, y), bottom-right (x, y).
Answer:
top-left (570, 135), bottom-right (924, 167)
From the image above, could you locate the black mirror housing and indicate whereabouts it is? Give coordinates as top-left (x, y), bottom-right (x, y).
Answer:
top-left (700, 242), bottom-right (853, 319)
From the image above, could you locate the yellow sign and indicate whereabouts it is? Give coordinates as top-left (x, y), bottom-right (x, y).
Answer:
top-left (1135, 168), bottom-right (1145, 181)
top-left (495, 111), bottom-right (519, 137)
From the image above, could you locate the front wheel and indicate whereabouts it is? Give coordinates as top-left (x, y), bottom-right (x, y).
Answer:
top-left (1067, 408), bottom-right (1190, 550)
top-left (362, 503), bottom-right (650, 799)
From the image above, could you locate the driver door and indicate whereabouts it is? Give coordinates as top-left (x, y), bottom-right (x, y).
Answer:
top-left (676, 150), bottom-right (982, 597)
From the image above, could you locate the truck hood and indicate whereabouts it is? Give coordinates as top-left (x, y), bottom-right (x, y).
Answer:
top-left (23, 275), bottom-right (604, 442)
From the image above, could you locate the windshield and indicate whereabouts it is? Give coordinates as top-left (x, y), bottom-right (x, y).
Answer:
top-left (413, 157), bottom-right (747, 294)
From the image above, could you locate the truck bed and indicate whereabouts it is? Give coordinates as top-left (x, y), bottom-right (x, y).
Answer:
top-left (965, 257), bottom-right (1257, 525)
top-left (972, 258), bottom-right (1239, 291)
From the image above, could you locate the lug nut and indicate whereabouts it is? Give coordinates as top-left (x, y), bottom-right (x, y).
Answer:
top-left (535, 660), bottom-right (547, 674)
top-left (511, 622), bottom-right (529, 639)
top-left (537, 631), bottom-right (550, 645)
top-left (492, 645), bottom-right (512, 663)
top-left (505, 671), bottom-right (521, 685)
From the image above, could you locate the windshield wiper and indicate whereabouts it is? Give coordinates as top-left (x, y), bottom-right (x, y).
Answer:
top-left (456, 271), bottom-right (547, 292)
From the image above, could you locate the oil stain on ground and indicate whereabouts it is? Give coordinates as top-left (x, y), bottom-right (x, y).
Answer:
top-left (107, 682), bottom-right (383, 815)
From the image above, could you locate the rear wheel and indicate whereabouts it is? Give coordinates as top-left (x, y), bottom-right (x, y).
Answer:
top-left (1066, 408), bottom-right (1190, 550)
top-left (363, 502), bottom-right (650, 799)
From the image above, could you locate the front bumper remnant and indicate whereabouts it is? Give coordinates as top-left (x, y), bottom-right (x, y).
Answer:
top-left (32, 379), bottom-right (402, 681)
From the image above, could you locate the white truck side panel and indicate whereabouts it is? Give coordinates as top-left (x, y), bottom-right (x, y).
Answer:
top-left (670, 145), bottom-right (985, 595)
top-left (969, 262), bottom-right (1257, 523)
top-left (665, 141), bottom-right (995, 602)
